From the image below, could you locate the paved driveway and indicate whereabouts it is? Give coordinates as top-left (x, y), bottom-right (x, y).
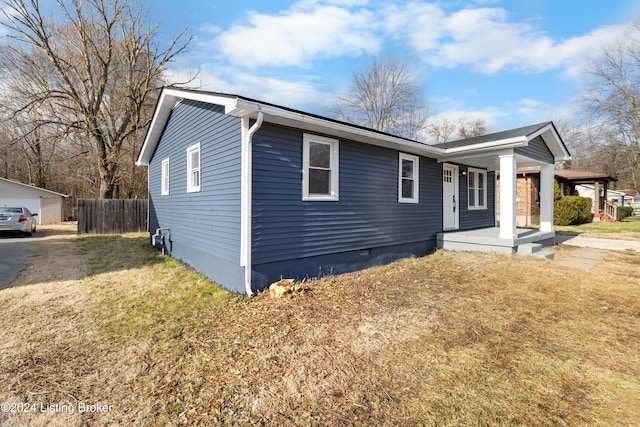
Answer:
top-left (0, 232), bottom-right (38, 289)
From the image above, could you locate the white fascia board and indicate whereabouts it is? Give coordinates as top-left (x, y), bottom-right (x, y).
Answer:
top-left (232, 99), bottom-right (444, 157)
top-left (533, 126), bottom-right (571, 162)
top-left (137, 89), bottom-right (240, 166)
top-left (442, 136), bottom-right (528, 156)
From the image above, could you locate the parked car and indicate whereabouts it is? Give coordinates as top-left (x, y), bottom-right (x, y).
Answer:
top-left (0, 207), bottom-right (37, 236)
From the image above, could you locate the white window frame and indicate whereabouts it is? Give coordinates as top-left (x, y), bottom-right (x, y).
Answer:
top-left (187, 143), bottom-right (201, 193)
top-left (467, 167), bottom-right (487, 210)
top-left (161, 158), bottom-right (170, 196)
top-left (302, 134), bottom-right (339, 201)
top-left (398, 153), bottom-right (419, 203)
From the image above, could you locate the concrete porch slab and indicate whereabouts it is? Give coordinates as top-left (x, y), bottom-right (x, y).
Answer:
top-left (437, 227), bottom-right (555, 256)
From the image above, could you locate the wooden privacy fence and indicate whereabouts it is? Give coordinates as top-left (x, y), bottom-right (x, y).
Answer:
top-left (77, 199), bottom-right (148, 235)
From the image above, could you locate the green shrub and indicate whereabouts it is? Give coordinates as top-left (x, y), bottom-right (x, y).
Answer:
top-left (554, 196), bottom-right (592, 226)
top-left (617, 206), bottom-right (634, 221)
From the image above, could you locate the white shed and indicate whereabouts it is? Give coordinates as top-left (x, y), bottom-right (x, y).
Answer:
top-left (0, 178), bottom-right (68, 224)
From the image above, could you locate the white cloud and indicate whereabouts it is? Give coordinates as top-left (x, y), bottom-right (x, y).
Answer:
top-left (166, 63), bottom-right (331, 108)
top-left (382, 2), bottom-right (635, 76)
top-left (208, 2), bottom-right (380, 68)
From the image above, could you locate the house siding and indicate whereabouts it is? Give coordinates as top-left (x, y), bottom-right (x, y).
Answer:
top-left (148, 99), bottom-right (245, 292)
top-left (515, 136), bottom-right (554, 163)
top-left (250, 123), bottom-right (443, 288)
top-left (459, 170), bottom-right (496, 230)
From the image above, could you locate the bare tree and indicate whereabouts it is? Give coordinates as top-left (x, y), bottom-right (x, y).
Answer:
top-left (423, 116), bottom-right (486, 144)
top-left (331, 56), bottom-right (429, 141)
top-left (580, 25), bottom-right (640, 189)
top-left (0, 0), bottom-right (192, 198)
top-left (456, 117), bottom-right (486, 139)
top-left (423, 117), bottom-right (457, 144)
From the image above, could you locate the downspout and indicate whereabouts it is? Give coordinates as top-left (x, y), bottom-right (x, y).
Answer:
top-left (242, 111), bottom-right (264, 296)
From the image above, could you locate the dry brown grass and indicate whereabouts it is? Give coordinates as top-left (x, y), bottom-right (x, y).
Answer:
top-left (0, 224), bottom-right (639, 426)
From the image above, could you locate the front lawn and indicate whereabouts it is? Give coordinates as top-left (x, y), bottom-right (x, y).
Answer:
top-left (0, 224), bottom-right (639, 426)
top-left (555, 215), bottom-right (640, 241)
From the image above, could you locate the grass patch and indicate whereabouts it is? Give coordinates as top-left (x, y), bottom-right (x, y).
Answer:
top-left (555, 215), bottom-right (640, 240)
top-left (1, 224), bottom-right (639, 426)
top-left (77, 233), bottom-right (231, 340)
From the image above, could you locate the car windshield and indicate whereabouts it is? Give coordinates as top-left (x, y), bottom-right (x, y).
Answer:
top-left (0, 207), bottom-right (23, 214)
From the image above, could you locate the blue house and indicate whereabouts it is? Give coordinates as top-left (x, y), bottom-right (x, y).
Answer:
top-left (137, 87), bottom-right (570, 295)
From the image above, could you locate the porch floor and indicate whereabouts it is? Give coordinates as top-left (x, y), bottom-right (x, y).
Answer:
top-left (436, 227), bottom-right (555, 258)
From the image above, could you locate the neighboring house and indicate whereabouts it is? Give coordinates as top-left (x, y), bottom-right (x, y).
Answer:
top-left (573, 185), bottom-right (633, 211)
top-left (555, 170), bottom-right (618, 221)
top-left (137, 87), bottom-right (570, 294)
top-left (498, 169), bottom-right (629, 225)
top-left (0, 177), bottom-right (68, 224)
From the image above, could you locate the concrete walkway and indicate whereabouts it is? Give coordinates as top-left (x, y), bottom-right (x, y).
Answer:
top-left (554, 234), bottom-right (640, 271)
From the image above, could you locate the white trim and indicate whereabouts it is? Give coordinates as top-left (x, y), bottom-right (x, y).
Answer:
top-left (398, 153), bottom-right (419, 203)
top-left (539, 164), bottom-right (555, 233)
top-left (161, 158), bottom-right (170, 195)
top-left (499, 154), bottom-right (517, 239)
top-left (302, 134), bottom-right (339, 201)
top-left (442, 137), bottom-right (528, 155)
top-left (467, 167), bottom-right (487, 210)
top-left (186, 143), bottom-right (201, 193)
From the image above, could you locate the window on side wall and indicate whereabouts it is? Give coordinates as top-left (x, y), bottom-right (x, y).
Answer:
top-left (302, 134), bottom-right (339, 201)
top-left (468, 168), bottom-right (487, 209)
top-left (398, 153), bottom-right (419, 203)
top-left (187, 143), bottom-right (201, 193)
top-left (161, 158), bottom-right (170, 195)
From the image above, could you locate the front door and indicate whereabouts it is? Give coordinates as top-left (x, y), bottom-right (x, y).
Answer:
top-left (443, 164), bottom-right (459, 230)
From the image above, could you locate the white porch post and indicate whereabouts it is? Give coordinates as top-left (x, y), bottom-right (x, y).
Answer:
top-left (539, 163), bottom-right (555, 232)
top-left (499, 153), bottom-right (517, 240)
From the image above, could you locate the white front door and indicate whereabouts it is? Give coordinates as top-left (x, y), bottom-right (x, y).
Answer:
top-left (443, 164), bottom-right (459, 230)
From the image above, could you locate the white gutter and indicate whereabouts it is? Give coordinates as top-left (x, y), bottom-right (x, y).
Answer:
top-left (241, 110), bottom-right (264, 296)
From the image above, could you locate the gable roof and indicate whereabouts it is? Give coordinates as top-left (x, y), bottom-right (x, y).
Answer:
top-left (137, 87), bottom-right (571, 167)
top-left (434, 122), bottom-right (570, 162)
top-left (0, 177), bottom-right (68, 198)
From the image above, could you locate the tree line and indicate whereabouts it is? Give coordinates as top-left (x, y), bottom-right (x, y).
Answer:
top-left (1, 0), bottom-right (639, 204)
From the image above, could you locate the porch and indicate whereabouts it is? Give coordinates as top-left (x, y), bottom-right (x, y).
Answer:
top-left (437, 227), bottom-right (555, 259)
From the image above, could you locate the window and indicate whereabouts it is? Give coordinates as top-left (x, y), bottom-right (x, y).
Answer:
top-left (468, 168), bottom-right (487, 209)
top-left (398, 153), bottom-right (419, 203)
top-left (161, 158), bottom-right (170, 195)
top-left (303, 134), bottom-right (339, 201)
top-left (187, 143), bottom-right (201, 193)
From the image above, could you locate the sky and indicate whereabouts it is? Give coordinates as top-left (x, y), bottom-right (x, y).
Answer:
top-left (4, 0), bottom-right (640, 133)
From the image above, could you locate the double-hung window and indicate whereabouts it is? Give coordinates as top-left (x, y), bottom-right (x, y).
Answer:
top-left (398, 153), bottom-right (419, 203)
top-left (161, 158), bottom-right (170, 195)
top-left (468, 168), bottom-right (487, 209)
top-left (187, 143), bottom-right (201, 193)
top-left (303, 134), bottom-right (339, 201)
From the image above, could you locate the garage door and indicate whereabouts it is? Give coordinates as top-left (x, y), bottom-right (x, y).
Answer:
top-left (0, 198), bottom-right (42, 224)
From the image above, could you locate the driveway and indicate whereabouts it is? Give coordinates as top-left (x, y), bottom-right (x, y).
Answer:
top-left (0, 232), bottom-right (39, 289)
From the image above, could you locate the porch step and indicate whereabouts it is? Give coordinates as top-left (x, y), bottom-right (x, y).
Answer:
top-left (532, 250), bottom-right (555, 260)
top-left (517, 242), bottom-right (542, 255)
top-left (517, 242), bottom-right (555, 260)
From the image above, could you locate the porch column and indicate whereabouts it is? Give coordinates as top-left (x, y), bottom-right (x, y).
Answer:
top-left (499, 153), bottom-right (517, 240)
top-left (594, 181), bottom-right (600, 214)
top-left (539, 163), bottom-right (554, 232)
